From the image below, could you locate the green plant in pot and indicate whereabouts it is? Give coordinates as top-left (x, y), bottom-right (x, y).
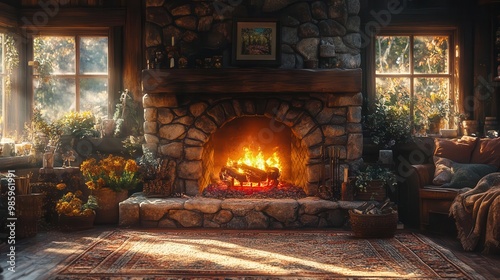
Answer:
top-left (364, 94), bottom-right (412, 149)
top-left (354, 165), bottom-right (397, 201)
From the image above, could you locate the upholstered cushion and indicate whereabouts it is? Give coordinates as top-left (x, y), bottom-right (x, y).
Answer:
top-left (433, 156), bottom-right (453, 185)
top-left (471, 137), bottom-right (500, 169)
top-left (433, 136), bottom-right (478, 163)
top-left (441, 161), bottom-right (497, 189)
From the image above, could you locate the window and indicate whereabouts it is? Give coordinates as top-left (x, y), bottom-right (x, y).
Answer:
top-left (32, 33), bottom-right (109, 121)
top-left (374, 33), bottom-right (455, 135)
top-left (0, 33), bottom-right (4, 136)
top-left (0, 32), bottom-right (18, 138)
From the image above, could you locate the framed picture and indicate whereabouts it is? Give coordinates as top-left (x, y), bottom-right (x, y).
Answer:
top-left (232, 19), bottom-right (281, 67)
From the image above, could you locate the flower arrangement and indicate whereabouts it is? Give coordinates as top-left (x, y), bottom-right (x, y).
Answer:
top-left (80, 154), bottom-right (141, 193)
top-left (55, 189), bottom-right (98, 217)
top-left (355, 165), bottom-right (398, 193)
top-left (56, 110), bottom-right (98, 138)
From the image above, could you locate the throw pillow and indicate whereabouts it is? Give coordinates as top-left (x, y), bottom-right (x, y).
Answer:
top-left (471, 137), bottom-right (500, 169)
top-left (433, 156), bottom-right (453, 185)
top-left (433, 136), bottom-right (478, 163)
top-left (442, 162), bottom-right (497, 189)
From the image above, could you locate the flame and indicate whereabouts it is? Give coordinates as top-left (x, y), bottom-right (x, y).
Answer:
top-left (226, 146), bottom-right (281, 172)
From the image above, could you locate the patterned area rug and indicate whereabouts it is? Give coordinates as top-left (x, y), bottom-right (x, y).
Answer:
top-left (49, 230), bottom-right (483, 279)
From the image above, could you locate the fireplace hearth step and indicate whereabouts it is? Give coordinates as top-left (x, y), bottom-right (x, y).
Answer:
top-left (119, 193), bottom-right (365, 229)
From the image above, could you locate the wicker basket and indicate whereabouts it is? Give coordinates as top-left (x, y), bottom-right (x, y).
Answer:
top-left (349, 210), bottom-right (398, 238)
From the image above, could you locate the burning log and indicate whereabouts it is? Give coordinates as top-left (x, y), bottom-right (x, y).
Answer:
top-left (220, 166), bottom-right (247, 182)
top-left (240, 164), bottom-right (268, 181)
top-left (220, 163), bottom-right (281, 186)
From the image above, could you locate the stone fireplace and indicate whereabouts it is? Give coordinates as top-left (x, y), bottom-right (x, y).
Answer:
top-left (141, 68), bottom-right (362, 197)
top-left (118, 0), bottom-right (366, 228)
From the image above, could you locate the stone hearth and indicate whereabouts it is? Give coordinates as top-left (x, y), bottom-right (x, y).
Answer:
top-left (119, 193), bottom-right (364, 229)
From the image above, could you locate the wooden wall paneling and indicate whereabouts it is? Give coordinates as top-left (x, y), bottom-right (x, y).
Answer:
top-left (122, 0), bottom-right (142, 101)
top-left (0, 3), bottom-right (18, 28)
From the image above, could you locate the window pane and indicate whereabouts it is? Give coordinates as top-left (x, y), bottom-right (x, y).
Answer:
top-left (376, 77), bottom-right (411, 106)
top-left (413, 36), bottom-right (449, 74)
top-left (80, 77), bottom-right (108, 115)
top-left (375, 36), bottom-right (410, 74)
top-left (80, 37), bottom-right (108, 74)
top-left (34, 36), bottom-right (75, 74)
top-left (0, 34), bottom-right (3, 74)
top-left (0, 77), bottom-right (3, 133)
top-left (34, 77), bottom-right (76, 121)
top-left (413, 77), bottom-right (450, 127)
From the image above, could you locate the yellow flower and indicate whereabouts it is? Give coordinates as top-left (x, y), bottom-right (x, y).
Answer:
top-left (125, 159), bottom-right (138, 173)
top-left (85, 181), bottom-right (96, 190)
top-left (56, 183), bottom-right (67, 190)
top-left (97, 178), bottom-right (106, 188)
top-left (75, 190), bottom-right (82, 197)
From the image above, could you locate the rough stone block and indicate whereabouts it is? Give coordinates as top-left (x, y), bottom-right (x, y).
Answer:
top-left (347, 133), bottom-right (363, 160)
top-left (119, 200), bottom-right (140, 227)
top-left (184, 197), bottom-right (222, 214)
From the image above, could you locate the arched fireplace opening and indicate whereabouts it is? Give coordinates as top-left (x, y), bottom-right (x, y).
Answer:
top-left (199, 116), bottom-right (309, 198)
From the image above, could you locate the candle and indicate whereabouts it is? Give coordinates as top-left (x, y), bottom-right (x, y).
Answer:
top-left (171, 36), bottom-right (174, 47)
top-left (343, 167), bottom-right (348, 183)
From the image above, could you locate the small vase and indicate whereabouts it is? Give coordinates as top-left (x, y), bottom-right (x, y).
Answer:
top-left (94, 188), bottom-right (129, 224)
top-left (43, 152), bottom-right (54, 168)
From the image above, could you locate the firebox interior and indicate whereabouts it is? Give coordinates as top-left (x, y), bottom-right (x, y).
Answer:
top-left (200, 116), bottom-right (308, 194)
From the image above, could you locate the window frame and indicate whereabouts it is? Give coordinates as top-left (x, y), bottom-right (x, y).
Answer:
top-left (27, 28), bottom-right (113, 120)
top-left (1, 32), bottom-right (5, 135)
top-left (366, 26), bottom-right (461, 131)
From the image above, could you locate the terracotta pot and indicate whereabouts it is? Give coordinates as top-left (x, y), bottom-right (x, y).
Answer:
top-left (58, 212), bottom-right (95, 232)
top-left (354, 180), bottom-right (387, 202)
top-left (93, 188), bottom-right (128, 224)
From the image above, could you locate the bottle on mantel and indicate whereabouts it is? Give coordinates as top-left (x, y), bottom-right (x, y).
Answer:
top-left (166, 36), bottom-right (180, 69)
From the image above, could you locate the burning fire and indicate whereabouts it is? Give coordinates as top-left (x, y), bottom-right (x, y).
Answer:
top-left (221, 146), bottom-right (281, 187)
top-left (226, 146), bottom-right (281, 172)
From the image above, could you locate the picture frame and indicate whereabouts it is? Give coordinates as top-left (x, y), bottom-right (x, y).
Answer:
top-left (232, 19), bottom-right (281, 67)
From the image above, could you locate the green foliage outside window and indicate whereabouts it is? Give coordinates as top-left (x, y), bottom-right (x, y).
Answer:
top-left (33, 35), bottom-right (108, 122)
top-left (375, 35), bottom-right (453, 135)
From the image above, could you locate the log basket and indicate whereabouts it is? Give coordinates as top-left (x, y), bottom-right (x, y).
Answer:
top-left (348, 210), bottom-right (398, 238)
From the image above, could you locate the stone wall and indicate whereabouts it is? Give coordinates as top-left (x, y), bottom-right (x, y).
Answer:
top-left (145, 0), bottom-right (361, 69)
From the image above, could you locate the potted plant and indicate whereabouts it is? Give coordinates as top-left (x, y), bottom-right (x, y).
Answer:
top-left (55, 184), bottom-right (99, 231)
top-left (364, 95), bottom-right (412, 150)
top-left (414, 91), bottom-right (452, 135)
top-left (354, 165), bottom-right (397, 201)
top-left (80, 154), bottom-right (141, 224)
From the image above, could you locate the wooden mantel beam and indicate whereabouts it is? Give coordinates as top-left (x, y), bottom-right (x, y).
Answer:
top-left (142, 68), bottom-right (362, 94)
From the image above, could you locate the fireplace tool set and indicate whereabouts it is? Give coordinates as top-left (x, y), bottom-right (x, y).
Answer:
top-left (319, 146), bottom-right (345, 200)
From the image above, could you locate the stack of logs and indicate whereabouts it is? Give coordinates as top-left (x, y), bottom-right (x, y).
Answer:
top-left (220, 164), bottom-right (280, 187)
top-left (351, 198), bottom-right (397, 215)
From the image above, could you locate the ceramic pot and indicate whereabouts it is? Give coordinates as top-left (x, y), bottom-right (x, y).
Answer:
top-left (93, 188), bottom-right (128, 224)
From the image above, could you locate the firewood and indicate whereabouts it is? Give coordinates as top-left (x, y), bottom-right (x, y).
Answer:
top-left (266, 167), bottom-right (280, 180)
top-left (220, 166), bottom-right (247, 182)
top-left (240, 164), bottom-right (268, 181)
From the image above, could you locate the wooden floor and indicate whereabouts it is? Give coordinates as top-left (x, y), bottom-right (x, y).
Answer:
top-left (0, 226), bottom-right (499, 279)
